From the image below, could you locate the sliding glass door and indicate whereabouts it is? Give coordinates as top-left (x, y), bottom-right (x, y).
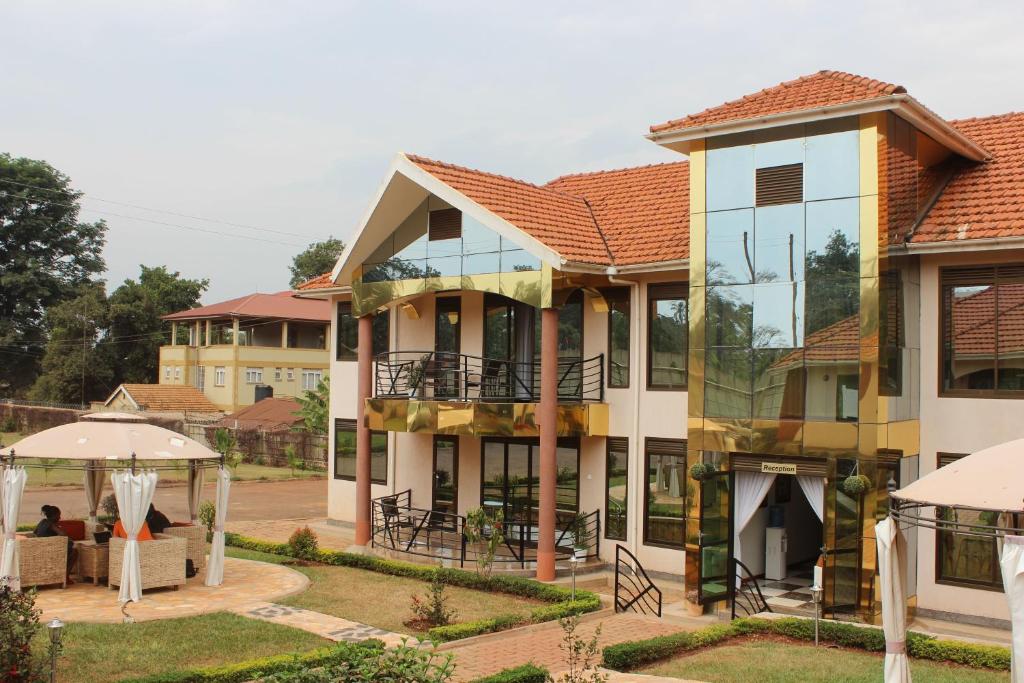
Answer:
top-left (480, 438), bottom-right (580, 532)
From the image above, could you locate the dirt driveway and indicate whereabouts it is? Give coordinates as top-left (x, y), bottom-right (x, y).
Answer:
top-left (19, 477), bottom-right (326, 525)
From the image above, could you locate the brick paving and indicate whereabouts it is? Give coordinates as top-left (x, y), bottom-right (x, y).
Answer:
top-left (440, 611), bottom-right (690, 682)
top-left (237, 601), bottom-right (407, 647)
top-left (228, 518), bottom-right (355, 550)
top-left (33, 556), bottom-right (308, 623)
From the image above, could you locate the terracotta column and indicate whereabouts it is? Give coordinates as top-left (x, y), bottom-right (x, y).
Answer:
top-left (536, 306), bottom-right (559, 581)
top-left (354, 313), bottom-right (374, 546)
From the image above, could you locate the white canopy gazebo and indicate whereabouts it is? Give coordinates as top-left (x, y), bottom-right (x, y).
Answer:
top-left (0, 413), bottom-right (230, 603)
top-left (885, 438), bottom-right (1024, 683)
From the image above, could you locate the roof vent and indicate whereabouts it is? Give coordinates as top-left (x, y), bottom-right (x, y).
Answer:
top-left (756, 163), bottom-right (803, 207)
top-left (429, 208), bottom-right (462, 241)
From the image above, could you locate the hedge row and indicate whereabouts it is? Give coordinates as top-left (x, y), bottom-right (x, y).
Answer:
top-left (601, 617), bottom-right (1011, 672)
top-left (124, 640), bottom-right (385, 683)
top-left (469, 663), bottom-right (549, 683)
top-left (225, 533), bottom-right (601, 642)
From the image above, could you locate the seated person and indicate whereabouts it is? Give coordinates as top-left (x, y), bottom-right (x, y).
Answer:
top-left (146, 504), bottom-right (171, 534)
top-left (112, 517), bottom-right (155, 541)
top-left (34, 505), bottom-right (78, 582)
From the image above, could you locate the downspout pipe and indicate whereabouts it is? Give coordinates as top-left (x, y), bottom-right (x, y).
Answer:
top-left (606, 267), bottom-right (642, 561)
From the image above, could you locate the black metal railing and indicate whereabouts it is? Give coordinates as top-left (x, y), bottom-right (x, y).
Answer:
top-left (373, 351), bottom-right (604, 403)
top-left (614, 545), bottom-right (662, 616)
top-left (730, 557), bottom-right (772, 619)
top-left (370, 490), bottom-right (600, 567)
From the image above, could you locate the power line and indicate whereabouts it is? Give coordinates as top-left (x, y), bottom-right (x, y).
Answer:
top-left (1, 183), bottom-right (311, 248)
top-left (0, 177), bottom-right (322, 240)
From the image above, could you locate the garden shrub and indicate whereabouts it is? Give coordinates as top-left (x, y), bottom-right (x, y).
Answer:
top-left (601, 617), bottom-right (1012, 672)
top-left (223, 533), bottom-right (602, 642)
top-left (261, 638), bottom-right (454, 683)
top-left (198, 501), bottom-right (217, 542)
top-left (0, 415), bottom-right (19, 432)
top-left (409, 574), bottom-right (458, 628)
top-left (470, 663), bottom-right (548, 683)
top-left (287, 526), bottom-right (319, 560)
top-left (0, 585), bottom-right (47, 682)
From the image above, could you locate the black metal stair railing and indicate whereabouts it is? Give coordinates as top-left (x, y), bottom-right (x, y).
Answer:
top-left (730, 557), bottom-right (773, 619)
top-left (373, 351), bottom-right (604, 403)
top-left (614, 545), bottom-right (662, 616)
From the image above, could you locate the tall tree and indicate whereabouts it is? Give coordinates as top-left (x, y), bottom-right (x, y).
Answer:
top-left (29, 284), bottom-right (114, 404)
top-left (289, 237), bottom-right (345, 288)
top-left (0, 154), bottom-right (107, 395)
top-left (104, 266), bottom-right (209, 384)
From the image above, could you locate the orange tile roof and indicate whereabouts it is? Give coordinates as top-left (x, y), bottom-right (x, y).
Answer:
top-left (296, 272), bottom-right (337, 291)
top-left (949, 283), bottom-right (1024, 356)
top-left (406, 154), bottom-right (612, 265)
top-left (212, 397), bottom-right (303, 432)
top-left (651, 70), bottom-right (905, 134)
top-left (162, 291), bottom-right (330, 322)
top-left (544, 162), bottom-right (689, 266)
top-left (112, 384), bottom-right (219, 413)
top-left (912, 112), bottom-right (1024, 244)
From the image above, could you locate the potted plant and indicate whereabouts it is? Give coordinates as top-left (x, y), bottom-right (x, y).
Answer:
top-left (841, 473), bottom-right (872, 497)
top-left (572, 512), bottom-right (591, 559)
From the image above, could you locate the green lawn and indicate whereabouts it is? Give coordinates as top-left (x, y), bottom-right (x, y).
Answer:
top-left (3, 432), bottom-right (324, 486)
top-left (640, 639), bottom-right (1009, 682)
top-left (222, 547), bottom-right (543, 636)
top-left (45, 612), bottom-right (327, 683)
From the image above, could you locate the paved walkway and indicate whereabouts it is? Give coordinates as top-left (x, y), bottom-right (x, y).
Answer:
top-left (440, 611), bottom-right (690, 682)
top-left (34, 557), bottom-right (308, 623)
top-left (228, 517), bottom-right (355, 549)
top-left (237, 601), bottom-right (406, 647)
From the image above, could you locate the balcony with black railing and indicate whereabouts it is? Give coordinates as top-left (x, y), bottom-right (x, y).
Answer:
top-left (373, 351), bottom-right (605, 403)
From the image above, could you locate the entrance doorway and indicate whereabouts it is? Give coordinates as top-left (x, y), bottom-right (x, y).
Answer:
top-left (733, 471), bottom-right (824, 615)
top-left (432, 436), bottom-right (458, 515)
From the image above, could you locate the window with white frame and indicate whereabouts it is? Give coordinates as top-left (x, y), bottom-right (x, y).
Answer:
top-left (195, 366), bottom-right (204, 390)
top-left (246, 367), bottom-right (263, 384)
top-left (164, 366), bottom-right (170, 380)
top-left (215, 366), bottom-right (226, 386)
top-left (301, 369), bottom-right (322, 391)
top-left (287, 368), bottom-right (295, 382)
top-left (175, 367), bottom-right (182, 381)
top-left (274, 367), bottom-right (282, 381)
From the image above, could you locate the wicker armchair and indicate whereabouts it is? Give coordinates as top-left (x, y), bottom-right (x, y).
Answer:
top-left (163, 525), bottom-right (206, 571)
top-left (19, 536), bottom-right (68, 589)
top-left (108, 534), bottom-right (187, 592)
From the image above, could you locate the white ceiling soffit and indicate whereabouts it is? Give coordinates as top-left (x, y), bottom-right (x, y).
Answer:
top-left (648, 95), bottom-right (988, 162)
top-left (332, 154), bottom-right (564, 285)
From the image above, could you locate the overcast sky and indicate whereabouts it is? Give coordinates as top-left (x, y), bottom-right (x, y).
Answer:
top-left (4, 1), bottom-right (1022, 303)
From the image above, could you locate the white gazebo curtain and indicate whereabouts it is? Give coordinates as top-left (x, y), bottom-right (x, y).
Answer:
top-left (111, 469), bottom-right (159, 603)
top-left (796, 475), bottom-right (825, 522)
top-left (84, 460), bottom-right (106, 524)
top-left (205, 467), bottom-right (231, 586)
top-left (1001, 535), bottom-right (1024, 683)
top-left (733, 471), bottom-right (776, 580)
top-left (876, 517), bottom-right (911, 683)
top-left (0, 467), bottom-right (27, 590)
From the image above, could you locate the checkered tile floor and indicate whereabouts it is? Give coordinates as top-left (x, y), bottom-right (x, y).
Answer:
top-left (760, 565), bottom-right (817, 614)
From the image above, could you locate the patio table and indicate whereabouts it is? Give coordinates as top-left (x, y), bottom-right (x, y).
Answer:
top-left (76, 540), bottom-right (109, 585)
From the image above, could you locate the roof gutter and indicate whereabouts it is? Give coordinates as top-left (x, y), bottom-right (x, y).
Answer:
top-left (904, 236), bottom-right (1024, 255)
top-left (648, 95), bottom-right (988, 162)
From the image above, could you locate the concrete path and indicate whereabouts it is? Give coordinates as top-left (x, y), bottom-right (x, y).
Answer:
top-left (21, 478), bottom-right (327, 524)
top-left (237, 601), bottom-right (407, 647)
top-left (440, 610), bottom-right (691, 682)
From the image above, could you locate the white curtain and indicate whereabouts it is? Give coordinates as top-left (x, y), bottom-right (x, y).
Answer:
top-left (797, 475), bottom-right (825, 522)
top-left (111, 469), bottom-right (159, 603)
top-left (205, 467), bottom-right (231, 586)
top-left (733, 471), bottom-right (776, 576)
top-left (84, 460), bottom-right (106, 524)
top-left (876, 517), bottom-right (911, 683)
top-left (0, 467), bottom-right (27, 590)
top-left (1001, 535), bottom-right (1024, 683)
top-left (187, 462), bottom-right (204, 523)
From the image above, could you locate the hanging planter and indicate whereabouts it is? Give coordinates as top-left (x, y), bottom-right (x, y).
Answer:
top-left (841, 474), bottom-right (872, 497)
top-left (689, 462), bottom-right (717, 481)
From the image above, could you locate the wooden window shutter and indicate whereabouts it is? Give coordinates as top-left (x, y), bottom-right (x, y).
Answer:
top-left (756, 163), bottom-right (803, 206)
top-left (645, 437), bottom-right (687, 457)
top-left (429, 208), bottom-right (462, 241)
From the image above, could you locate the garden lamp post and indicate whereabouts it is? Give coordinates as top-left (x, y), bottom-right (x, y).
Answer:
top-left (47, 617), bottom-right (64, 683)
top-left (568, 556), bottom-right (580, 601)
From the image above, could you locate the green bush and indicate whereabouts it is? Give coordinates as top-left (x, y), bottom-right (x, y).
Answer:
top-left (470, 664), bottom-right (549, 683)
top-left (287, 526), bottom-right (319, 560)
top-left (601, 617), bottom-right (1011, 673)
top-left (124, 641), bottom-right (385, 683)
top-left (0, 415), bottom-right (19, 433)
top-left (223, 533), bottom-right (602, 642)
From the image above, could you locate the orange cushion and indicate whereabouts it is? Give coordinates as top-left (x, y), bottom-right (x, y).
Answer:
top-left (57, 520), bottom-right (86, 541)
top-left (112, 520), bottom-right (155, 541)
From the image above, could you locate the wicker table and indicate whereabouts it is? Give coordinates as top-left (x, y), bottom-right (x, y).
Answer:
top-left (77, 541), bottom-right (109, 585)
